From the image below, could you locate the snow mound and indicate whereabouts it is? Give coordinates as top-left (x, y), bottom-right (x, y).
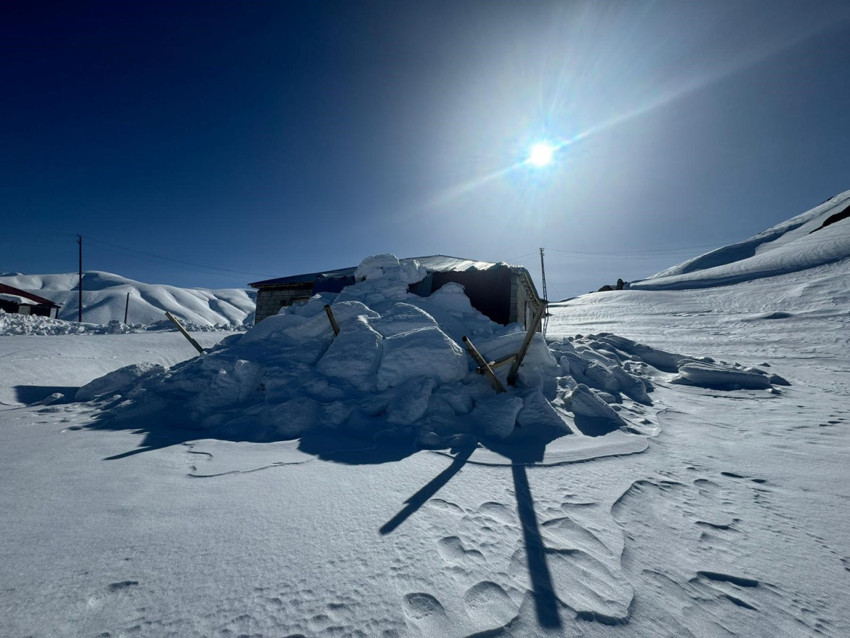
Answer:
top-left (634, 190), bottom-right (850, 290)
top-left (0, 271), bottom-right (256, 327)
top-left (0, 310), bottom-right (244, 336)
top-left (0, 311), bottom-right (132, 336)
top-left (80, 255), bottom-right (789, 460)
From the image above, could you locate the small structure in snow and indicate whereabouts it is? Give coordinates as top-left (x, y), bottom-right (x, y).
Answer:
top-left (0, 283), bottom-right (60, 318)
top-left (250, 255), bottom-right (545, 331)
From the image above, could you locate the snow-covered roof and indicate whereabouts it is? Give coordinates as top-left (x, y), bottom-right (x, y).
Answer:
top-left (0, 283), bottom-right (60, 307)
top-left (249, 255), bottom-right (516, 288)
top-left (0, 293), bottom-right (38, 305)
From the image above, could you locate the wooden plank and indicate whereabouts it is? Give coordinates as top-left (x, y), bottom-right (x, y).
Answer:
top-left (323, 304), bottom-right (340, 336)
top-left (475, 353), bottom-right (516, 375)
top-left (463, 336), bottom-right (506, 393)
top-left (165, 311), bottom-right (205, 355)
top-left (507, 301), bottom-right (548, 386)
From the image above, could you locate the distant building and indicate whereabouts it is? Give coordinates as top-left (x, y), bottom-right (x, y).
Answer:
top-left (249, 255), bottom-right (546, 331)
top-left (0, 283), bottom-right (61, 318)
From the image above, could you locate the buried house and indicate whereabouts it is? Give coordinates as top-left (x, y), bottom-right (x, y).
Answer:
top-left (250, 255), bottom-right (546, 331)
top-left (0, 283), bottom-right (61, 318)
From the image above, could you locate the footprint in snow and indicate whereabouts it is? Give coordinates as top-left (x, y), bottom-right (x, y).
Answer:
top-left (437, 536), bottom-right (484, 564)
top-left (403, 592), bottom-right (444, 618)
top-left (426, 498), bottom-right (463, 514)
top-left (477, 501), bottom-right (515, 524)
top-left (402, 592), bottom-right (452, 635)
top-left (463, 581), bottom-right (517, 628)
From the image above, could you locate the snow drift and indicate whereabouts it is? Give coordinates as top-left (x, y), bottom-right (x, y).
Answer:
top-left (632, 190), bottom-right (850, 290)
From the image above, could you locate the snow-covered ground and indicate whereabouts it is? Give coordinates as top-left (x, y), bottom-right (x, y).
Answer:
top-left (1, 194), bottom-right (848, 637)
top-left (0, 271), bottom-right (256, 327)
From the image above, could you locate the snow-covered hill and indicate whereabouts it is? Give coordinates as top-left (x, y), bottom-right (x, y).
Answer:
top-left (631, 189), bottom-right (850, 290)
top-left (0, 270), bottom-right (256, 327)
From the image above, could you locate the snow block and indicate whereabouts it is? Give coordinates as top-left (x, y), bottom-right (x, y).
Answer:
top-left (75, 362), bottom-right (166, 401)
top-left (674, 362), bottom-right (772, 390)
top-left (386, 377), bottom-right (437, 425)
top-left (472, 394), bottom-right (523, 439)
top-left (516, 390), bottom-right (572, 435)
top-left (376, 326), bottom-right (467, 391)
top-left (568, 384), bottom-right (627, 424)
top-left (370, 302), bottom-right (438, 338)
top-left (261, 396), bottom-right (319, 439)
top-left (316, 316), bottom-right (383, 390)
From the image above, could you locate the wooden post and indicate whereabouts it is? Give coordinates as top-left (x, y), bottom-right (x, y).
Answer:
top-left (462, 336), bottom-right (506, 393)
top-left (507, 301), bottom-right (548, 386)
top-left (165, 311), bottom-right (205, 354)
top-left (323, 304), bottom-right (340, 336)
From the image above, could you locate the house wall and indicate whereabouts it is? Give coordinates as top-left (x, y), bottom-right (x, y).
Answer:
top-left (254, 284), bottom-right (314, 323)
top-left (510, 271), bottom-right (545, 332)
top-left (0, 300), bottom-right (57, 318)
top-left (253, 266), bottom-right (544, 329)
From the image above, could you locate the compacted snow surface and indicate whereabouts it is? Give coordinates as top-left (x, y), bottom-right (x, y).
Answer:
top-left (1, 194), bottom-right (849, 637)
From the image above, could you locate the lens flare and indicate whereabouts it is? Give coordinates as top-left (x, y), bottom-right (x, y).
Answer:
top-left (527, 142), bottom-right (555, 167)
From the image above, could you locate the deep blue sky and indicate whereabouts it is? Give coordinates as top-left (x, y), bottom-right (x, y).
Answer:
top-left (2, 0), bottom-right (849, 299)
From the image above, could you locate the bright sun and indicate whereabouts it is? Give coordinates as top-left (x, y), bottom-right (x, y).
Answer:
top-left (527, 141), bottom-right (556, 167)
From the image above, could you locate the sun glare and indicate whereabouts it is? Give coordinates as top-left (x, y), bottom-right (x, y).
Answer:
top-left (527, 142), bottom-right (555, 167)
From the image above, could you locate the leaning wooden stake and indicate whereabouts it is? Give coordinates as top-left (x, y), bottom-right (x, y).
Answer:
top-left (462, 336), bottom-right (506, 393)
top-left (507, 302), bottom-right (548, 386)
top-left (323, 304), bottom-right (340, 336)
top-left (165, 311), bottom-right (205, 355)
top-left (476, 352), bottom-right (516, 375)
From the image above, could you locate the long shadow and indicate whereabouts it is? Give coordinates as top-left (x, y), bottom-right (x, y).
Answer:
top-left (380, 423), bottom-right (564, 629)
top-left (380, 444), bottom-right (474, 535)
top-left (512, 463), bottom-right (562, 629)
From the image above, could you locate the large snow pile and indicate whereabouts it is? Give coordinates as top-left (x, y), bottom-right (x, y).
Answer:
top-left (632, 190), bottom-right (850, 290)
top-left (80, 254), bottom-right (788, 457)
top-left (0, 271), bottom-right (256, 326)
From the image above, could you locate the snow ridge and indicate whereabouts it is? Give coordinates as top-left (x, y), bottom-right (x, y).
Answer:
top-left (635, 190), bottom-right (850, 290)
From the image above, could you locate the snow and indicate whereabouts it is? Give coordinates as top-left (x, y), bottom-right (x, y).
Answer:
top-left (633, 190), bottom-right (850, 290)
top-left (0, 270), bottom-right (256, 326)
top-left (1, 195), bottom-right (849, 636)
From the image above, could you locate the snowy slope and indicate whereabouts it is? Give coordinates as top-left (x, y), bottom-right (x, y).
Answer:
top-left (632, 189), bottom-right (850, 290)
top-left (0, 196), bottom-right (848, 637)
top-left (0, 271), bottom-right (256, 326)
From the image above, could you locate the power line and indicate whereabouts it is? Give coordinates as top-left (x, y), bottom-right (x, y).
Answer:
top-left (547, 243), bottom-right (720, 257)
top-left (84, 236), bottom-right (276, 279)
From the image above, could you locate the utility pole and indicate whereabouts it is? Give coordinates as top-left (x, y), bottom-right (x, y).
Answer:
top-left (539, 247), bottom-right (549, 334)
top-left (78, 235), bottom-right (83, 323)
